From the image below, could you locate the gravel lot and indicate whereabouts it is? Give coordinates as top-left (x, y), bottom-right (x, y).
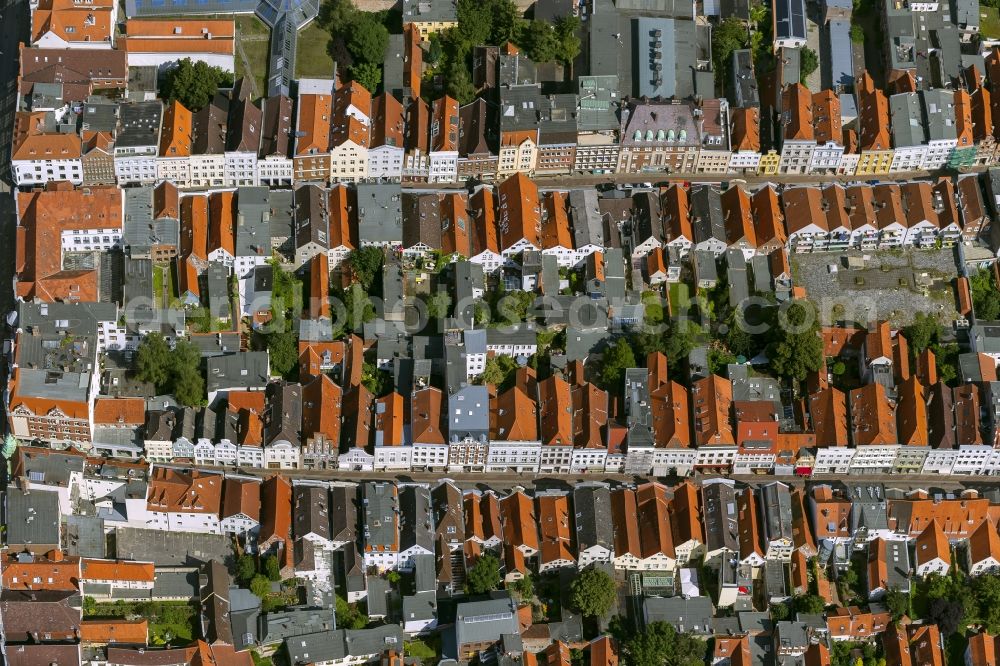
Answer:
top-left (792, 247), bottom-right (961, 327)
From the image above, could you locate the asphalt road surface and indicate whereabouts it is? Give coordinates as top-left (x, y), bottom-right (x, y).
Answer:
top-left (156, 461), bottom-right (978, 494)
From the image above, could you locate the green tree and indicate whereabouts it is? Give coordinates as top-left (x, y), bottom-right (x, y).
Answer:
top-left (554, 15), bottom-right (581, 65)
top-left (134, 333), bottom-right (172, 387)
top-left (712, 17), bottom-right (748, 79)
top-left (335, 595), bottom-right (369, 630)
top-left (792, 594), bottom-right (827, 615)
top-left (361, 362), bottom-right (392, 397)
top-left (832, 361), bottom-right (846, 375)
top-left (903, 312), bottom-right (941, 357)
top-left (456, 0), bottom-right (492, 45)
top-left (509, 574), bottom-right (535, 600)
top-left (770, 602), bottom-right (790, 621)
top-left (974, 575), bottom-right (1000, 633)
top-left (250, 574), bottom-right (271, 598)
top-left (263, 555), bottom-right (281, 582)
top-left (623, 621), bottom-right (706, 666)
top-left (600, 337), bottom-right (637, 393)
top-left (349, 61), bottom-right (382, 92)
top-left (170, 340), bottom-right (205, 407)
top-left (708, 347), bottom-right (737, 375)
top-left (569, 567), bottom-right (616, 618)
top-left (236, 554), bottom-right (257, 584)
top-left (768, 300), bottom-right (823, 385)
top-left (425, 291), bottom-right (453, 321)
top-left (971, 269), bottom-right (1000, 321)
top-left (800, 47), bottom-right (819, 82)
top-left (850, 24), bottom-right (864, 42)
top-left (466, 554), bottom-right (502, 594)
top-left (339, 283), bottom-right (376, 334)
top-left (265, 329), bottom-right (298, 379)
top-left (479, 355), bottom-right (518, 387)
top-left (445, 61), bottom-right (477, 104)
top-left (347, 14), bottom-right (390, 64)
top-left (490, 0), bottom-right (524, 44)
top-left (522, 20), bottom-right (560, 62)
top-left (347, 247), bottom-right (384, 289)
top-left (161, 59), bottom-right (233, 111)
top-left (884, 587), bottom-right (909, 623)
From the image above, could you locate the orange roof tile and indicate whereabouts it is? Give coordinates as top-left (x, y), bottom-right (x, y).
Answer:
top-left (1, 551), bottom-right (80, 591)
top-left (159, 100), bottom-right (193, 157)
top-left (782, 84), bottom-right (814, 142)
top-left (121, 18), bottom-right (234, 55)
top-left (93, 397), bottom-right (145, 426)
top-left (536, 494), bottom-right (575, 565)
top-left (375, 392), bottom-right (405, 446)
top-left (731, 107), bottom-right (760, 152)
top-left (858, 72), bottom-right (892, 151)
top-left (208, 190), bottom-right (235, 257)
top-left (15, 183), bottom-right (120, 303)
top-left (81, 558), bottom-right (154, 583)
top-left (295, 94), bottom-right (333, 156)
top-left (542, 191), bottom-right (573, 251)
top-left (32, 0), bottom-right (114, 45)
top-left (500, 491), bottom-right (538, 551)
top-left (497, 172), bottom-right (541, 251)
top-left (692, 374), bottom-right (734, 446)
top-left (146, 468), bottom-right (223, 516)
top-left (81, 619), bottom-right (148, 645)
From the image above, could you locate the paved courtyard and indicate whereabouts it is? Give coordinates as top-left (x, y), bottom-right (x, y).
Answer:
top-left (792, 247), bottom-right (961, 327)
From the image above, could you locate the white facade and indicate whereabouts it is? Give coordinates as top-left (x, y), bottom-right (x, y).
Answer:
top-left (13, 156), bottom-right (83, 187)
top-left (368, 145), bottom-right (404, 180)
top-left (126, 51), bottom-right (235, 73)
top-left (486, 441), bottom-right (541, 473)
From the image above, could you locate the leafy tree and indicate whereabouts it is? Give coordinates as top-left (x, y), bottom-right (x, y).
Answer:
top-left (466, 554), bottom-right (502, 594)
top-left (445, 60), bottom-right (477, 104)
top-left (522, 20), bottom-right (560, 62)
top-left (490, 0), bottom-right (524, 44)
top-left (250, 574), bottom-right (271, 598)
top-left (768, 300), bottom-right (823, 385)
top-left (161, 59), bottom-right (233, 111)
top-left (347, 13), bottom-right (390, 64)
top-left (493, 289), bottom-right (535, 323)
top-left (348, 247), bottom-right (384, 289)
top-left (335, 595), bottom-right (369, 630)
top-left (770, 602), bottom-right (790, 621)
top-left (265, 329), bottom-right (298, 379)
top-left (337, 283), bottom-right (376, 334)
top-left (850, 24), bottom-right (864, 42)
top-left (553, 15), bottom-right (581, 65)
top-left (903, 312), bottom-right (942, 357)
top-left (832, 361), bottom-right (846, 375)
top-left (974, 575), bottom-right (1000, 633)
top-left (456, 0), bottom-right (492, 46)
top-left (800, 47), bottom-right (819, 83)
top-left (927, 597), bottom-right (965, 636)
top-left (971, 269), bottom-right (1000, 321)
top-left (386, 571), bottom-right (401, 586)
top-left (361, 362), bottom-right (392, 397)
top-left (708, 347), bottom-right (737, 375)
top-left (479, 355), bottom-right (519, 388)
top-left (713, 17), bottom-right (748, 79)
top-left (622, 621), bottom-right (706, 666)
top-left (792, 594), bottom-right (827, 615)
top-left (884, 587), bottom-right (909, 623)
top-left (569, 568), bottom-right (616, 618)
top-left (349, 62), bottom-right (382, 92)
top-left (236, 554), bottom-right (257, 584)
top-left (424, 290), bottom-right (453, 321)
top-left (509, 574), bottom-right (535, 599)
top-left (263, 555), bottom-right (281, 582)
top-left (600, 337), bottom-right (636, 393)
top-left (135, 333), bottom-right (172, 387)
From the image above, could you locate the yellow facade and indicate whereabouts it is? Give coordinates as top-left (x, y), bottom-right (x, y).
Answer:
top-left (413, 20), bottom-right (458, 41)
top-left (757, 151), bottom-right (780, 175)
top-left (854, 149), bottom-right (894, 175)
